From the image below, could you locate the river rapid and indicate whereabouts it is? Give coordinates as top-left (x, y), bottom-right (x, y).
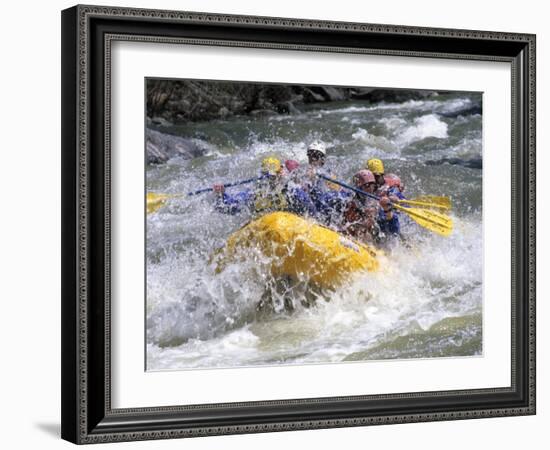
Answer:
top-left (146, 91), bottom-right (483, 371)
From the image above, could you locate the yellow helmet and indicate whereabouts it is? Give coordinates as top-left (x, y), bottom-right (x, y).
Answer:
top-left (366, 158), bottom-right (385, 175)
top-left (261, 157), bottom-right (282, 176)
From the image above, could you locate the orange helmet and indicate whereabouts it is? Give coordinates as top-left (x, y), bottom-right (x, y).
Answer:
top-left (384, 173), bottom-right (403, 190)
top-left (353, 169), bottom-right (375, 187)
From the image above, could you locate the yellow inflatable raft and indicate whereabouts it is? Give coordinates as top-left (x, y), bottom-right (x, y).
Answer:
top-left (216, 212), bottom-right (380, 288)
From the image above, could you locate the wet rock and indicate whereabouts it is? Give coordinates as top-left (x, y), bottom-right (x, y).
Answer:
top-left (302, 88), bottom-right (326, 103)
top-left (217, 107), bottom-right (230, 118)
top-left (146, 128), bottom-right (211, 164)
top-left (150, 116), bottom-right (173, 127)
top-left (146, 79), bottom-right (448, 123)
top-left (425, 157), bottom-right (482, 170)
top-left (277, 101), bottom-right (301, 114)
top-left (312, 86), bottom-right (347, 102)
top-left (146, 140), bottom-right (167, 165)
top-left (348, 87), bottom-right (375, 100)
top-left (438, 104), bottom-right (482, 118)
top-left (249, 108), bottom-right (278, 117)
top-left (351, 88), bottom-right (435, 103)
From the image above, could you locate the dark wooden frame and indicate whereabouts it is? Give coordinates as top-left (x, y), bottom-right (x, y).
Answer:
top-left (61, 4), bottom-right (536, 444)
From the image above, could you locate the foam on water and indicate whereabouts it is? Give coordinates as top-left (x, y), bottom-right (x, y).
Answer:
top-left (147, 211), bottom-right (482, 370)
top-left (394, 114), bottom-right (449, 146)
top-left (351, 128), bottom-right (396, 153)
top-left (350, 114), bottom-right (449, 155)
top-left (318, 97), bottom-right (473, 116)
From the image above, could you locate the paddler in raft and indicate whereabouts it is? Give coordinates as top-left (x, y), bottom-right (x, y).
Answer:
top-left (362, 161), bottom-right (403, 239)
top-left (340, 169), bottom-right (401, 244)
top-left (380, 173), bottom-right (406, 200)
top-left (366, 158), bottom-right (405, 196)
top-left (340, 169), bottom-right (380, 243)
top-left (300, 141), bottom-right (343, 193)
top-left (213, 157), bottom-right (316, 216)
top-left (295, 141), bottom-right (352, 226)
top-left (366, 158), bottom-right (387, 192)
top-left (366, 158), bottom-right (407, 203)
top-left (361, 163), bottom-right (411, 244)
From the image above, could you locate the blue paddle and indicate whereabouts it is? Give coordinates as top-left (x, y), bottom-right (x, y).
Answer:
top-left (147, 175), bottom-right (265, 213)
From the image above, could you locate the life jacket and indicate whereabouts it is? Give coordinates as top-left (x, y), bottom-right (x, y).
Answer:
top-left (343, 199), bottom-right (367, 225)
top-left (377, 186), bottom-right (406, 203)
top-left (298, 166), bottom-right (341, 192)
top-left (342, 197), bottom-right (379, 241)
top-left (253, 183), bottom-right (288, 213)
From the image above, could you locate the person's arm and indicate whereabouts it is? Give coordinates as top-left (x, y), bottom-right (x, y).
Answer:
top-left (341, 201), bottom-right (379, 243)
top-left (377, 198), bottom-right (400, 234)
top-left (385, 212), bottom-right (400, 234)
top-left (315, 189), bottom-right (352, 212)
top-left (388, 187), bottom-right (406, 201)
top-left (286, 186), bottom-right (317, 216)
top-left (213, 184), bottom-right (254, 214)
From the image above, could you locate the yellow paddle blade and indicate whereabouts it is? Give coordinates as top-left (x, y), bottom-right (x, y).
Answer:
top-left (393, 204), bottom-right (453, 237)
top-left (412, 195), bottom-right (451, 209)
top-left (146, 192), bottom-right (171, 214)
top-left (396, 198), bottom-right (450, 211)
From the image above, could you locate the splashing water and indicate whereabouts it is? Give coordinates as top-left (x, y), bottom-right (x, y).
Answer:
top-left (146, 92), bottom-right (482, 371)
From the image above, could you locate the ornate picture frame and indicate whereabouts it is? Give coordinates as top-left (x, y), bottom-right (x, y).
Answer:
top-left (61, 4), bottom-right (535, 444)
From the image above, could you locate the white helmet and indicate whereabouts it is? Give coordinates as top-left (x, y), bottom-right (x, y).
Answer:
top-left (307, 141), bottom-right (327, 156)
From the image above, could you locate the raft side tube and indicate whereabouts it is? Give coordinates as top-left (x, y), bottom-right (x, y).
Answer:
top-left (216, 212), bottom-right (379, 288)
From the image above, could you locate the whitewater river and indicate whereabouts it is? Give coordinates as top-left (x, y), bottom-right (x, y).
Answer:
top-left (146, 92), bottom-right (483, 371)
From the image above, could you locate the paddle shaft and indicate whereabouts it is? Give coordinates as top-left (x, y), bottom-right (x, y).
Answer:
top-left (147, 175), bottom-right (267, 214)
top-left (318, 174), bottom-right (452, 236)
top-left (318, 174), bottom-right (381, 202)
top-left (318, 173), bottom-right (435, 215)
top-left (187, 175), bottom-right (265, 196)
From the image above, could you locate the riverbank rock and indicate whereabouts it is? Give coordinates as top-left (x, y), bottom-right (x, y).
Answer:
top-left (438, 104), bottom-right (482, 118)
top-left (350, 88), bottom-right (436, 103)
top-left (312, 86), bottom-right (347, 102)
top-left (146, 128), bottom-right (211, 164)
top-left (425, 157), bottom-right (482, 170)
top-left (146, 79), bottom-right (447, 123)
